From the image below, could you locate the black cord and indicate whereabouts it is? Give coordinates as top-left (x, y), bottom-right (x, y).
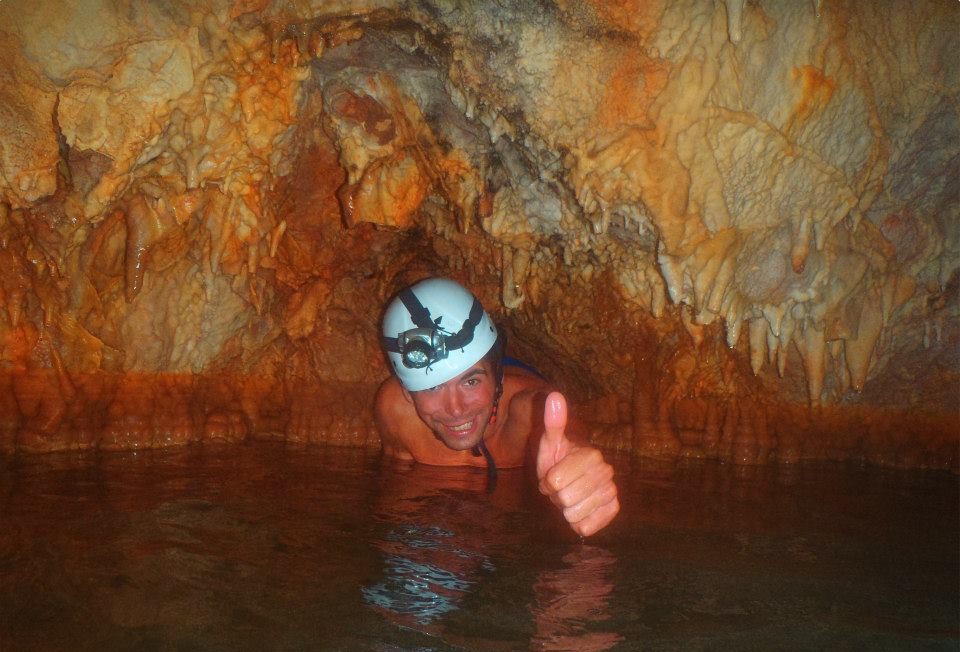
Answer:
top-left (472, 439), bottom-right (498, 492)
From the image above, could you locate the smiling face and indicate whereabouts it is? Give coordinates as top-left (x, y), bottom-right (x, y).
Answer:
top-left (408, 358), bottom-right (498, 452)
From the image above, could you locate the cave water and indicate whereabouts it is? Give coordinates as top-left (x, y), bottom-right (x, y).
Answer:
top-left (0, 1), bottom-right (957, 649)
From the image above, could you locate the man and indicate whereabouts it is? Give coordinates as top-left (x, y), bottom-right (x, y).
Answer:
top-left (375, 277), bottom-right (620, 536)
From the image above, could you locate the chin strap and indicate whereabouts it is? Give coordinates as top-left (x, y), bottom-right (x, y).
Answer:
top-left (471, 438), bottom-right (498, 492)
top-left (472, 348), bottom-right (504, 492)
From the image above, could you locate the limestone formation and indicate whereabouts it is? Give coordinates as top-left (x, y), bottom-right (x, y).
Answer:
top-left (0, 0), bottom-right (956, 468)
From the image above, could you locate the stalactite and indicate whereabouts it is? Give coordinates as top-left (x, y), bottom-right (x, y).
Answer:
top-left (0, 0), bottom-right (954, 468)
top-left (845, 287), bottom-right (884, 391)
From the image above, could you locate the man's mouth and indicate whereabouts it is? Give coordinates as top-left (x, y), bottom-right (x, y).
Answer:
top-left (445, 418), bottom-right (476, 435)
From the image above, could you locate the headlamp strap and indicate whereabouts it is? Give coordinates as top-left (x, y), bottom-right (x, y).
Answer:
top-left (380, 288), bottom-right (436, 354)
top-left (380, 335), bottom-right (401, 353)
top-left (398, 288), bottom-right (435, 329)
top-left (381, 289), bottom-right (485, 354)
top-left (444, 298), bottom-right (484, 350)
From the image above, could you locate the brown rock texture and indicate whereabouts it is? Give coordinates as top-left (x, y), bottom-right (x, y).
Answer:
top-left (0, 0), bottom-right (956, 469)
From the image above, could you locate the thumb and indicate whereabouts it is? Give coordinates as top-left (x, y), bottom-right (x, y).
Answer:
top-left (537, 391), bottom-right (569, 478)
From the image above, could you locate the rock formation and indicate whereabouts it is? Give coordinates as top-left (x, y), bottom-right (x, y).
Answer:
top-left (0, 0), bottom-right (957, 468)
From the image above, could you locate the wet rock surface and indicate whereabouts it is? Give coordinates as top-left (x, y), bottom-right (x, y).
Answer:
top-left (0, 0), bottom-right (957, 468)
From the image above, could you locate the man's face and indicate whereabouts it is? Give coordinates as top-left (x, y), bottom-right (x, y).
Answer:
top-left (409, 358), bottom-right (497, 451)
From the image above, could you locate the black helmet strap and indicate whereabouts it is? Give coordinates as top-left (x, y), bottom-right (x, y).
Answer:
top-left (381, 289), bottom-right (485, 356)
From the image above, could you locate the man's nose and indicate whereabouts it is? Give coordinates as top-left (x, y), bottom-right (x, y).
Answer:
top-left (443, 386), bottom-right (466, 416)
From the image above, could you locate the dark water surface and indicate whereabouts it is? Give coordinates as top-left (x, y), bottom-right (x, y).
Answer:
top-left (1, 442), bottom-right (957, 651)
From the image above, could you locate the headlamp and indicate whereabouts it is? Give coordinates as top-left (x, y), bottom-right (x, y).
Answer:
top-left (381, 287), bottom-right (486, 374)
top-left (398, 327), bottom-right (448, 369)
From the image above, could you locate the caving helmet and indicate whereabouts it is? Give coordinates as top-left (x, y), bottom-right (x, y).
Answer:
top-left (381, 277), bottom-right (499, 392)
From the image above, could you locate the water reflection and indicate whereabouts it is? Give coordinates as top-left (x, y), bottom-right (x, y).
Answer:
top-left (531, 545), bottom-right (622, 651)
top-left (363, 524), bottom-right (493, 625)
top-left (362, 462), bottom-right (501, 631)
top-left (362, 460), bottom-right (621, 650)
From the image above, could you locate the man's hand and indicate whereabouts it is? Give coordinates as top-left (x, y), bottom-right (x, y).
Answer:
top-left (536, 391), bottom-right (620, 536)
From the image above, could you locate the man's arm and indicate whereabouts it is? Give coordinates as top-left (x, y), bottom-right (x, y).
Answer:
top-left (534, 392), bottom-right (620, 537)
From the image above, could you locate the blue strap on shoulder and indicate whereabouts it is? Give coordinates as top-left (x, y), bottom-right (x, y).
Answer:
top-left (502, 356), bottom-right (546, 380)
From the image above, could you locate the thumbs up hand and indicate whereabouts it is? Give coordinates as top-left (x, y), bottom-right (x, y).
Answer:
top-left (536, 392), bottom-right (620, 536)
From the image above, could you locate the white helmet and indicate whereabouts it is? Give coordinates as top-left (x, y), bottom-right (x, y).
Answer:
top-left (381, 277), bottom-right (499, 391)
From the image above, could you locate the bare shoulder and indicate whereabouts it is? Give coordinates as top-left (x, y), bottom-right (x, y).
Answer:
top-left (374, 377), bottom-right (417, 460)
top-left (374, 376), bottom-right (406, 419)
top-left (499, 369), bottom-right (552, 435)
top-left (502, 366), bottom-right (552, 405)
top-left (499, 369), bottom-right (588, 446)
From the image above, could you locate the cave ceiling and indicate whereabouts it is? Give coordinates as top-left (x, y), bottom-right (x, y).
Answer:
top-left (0, 0), bottom-right (957, 467)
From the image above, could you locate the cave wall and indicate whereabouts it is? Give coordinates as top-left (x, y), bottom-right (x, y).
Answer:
top-left (0, 0), bottom-right (957, 468)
